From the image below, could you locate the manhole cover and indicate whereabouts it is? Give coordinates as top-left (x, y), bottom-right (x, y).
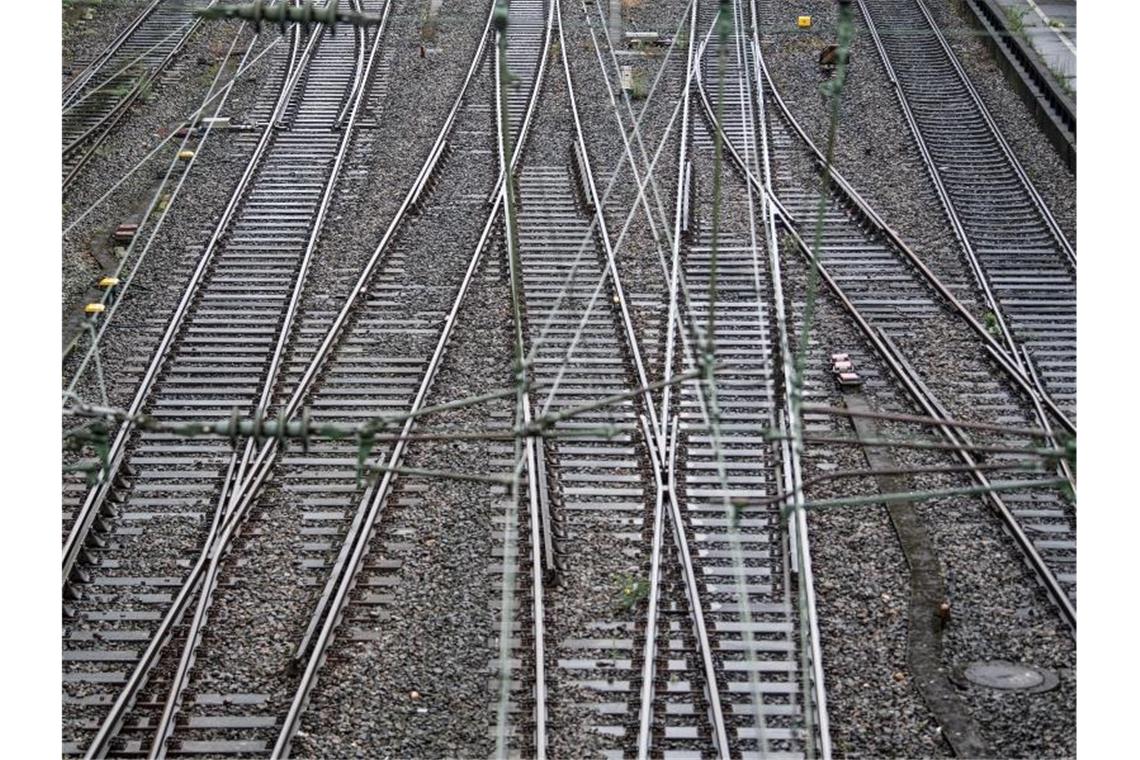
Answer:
top-left (964, 661), bottom-right (1055, 691)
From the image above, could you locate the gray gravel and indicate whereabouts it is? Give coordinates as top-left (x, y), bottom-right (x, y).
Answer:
top-left (63, 0), bottom-right (1077, 757)
top-left (65, 0), bottom-right (503, 753)
top-left (480, 35), bottom-right (668, 756)
top-left (757, 2), bottom-right (1076, 756)
top-left (295, 250), bottom-right (512, 758)
top-left (63, 25), bottom-right (283, 410)
top-left (763, 24), bottom-right (1077, 760)
top-left (135, 3), bottom-right (506, 755)
top-left (781, 248), bottom-right (951, 759)
top-left (562, 0), bottom-right (686, 387)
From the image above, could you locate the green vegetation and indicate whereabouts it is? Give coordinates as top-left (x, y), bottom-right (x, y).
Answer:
top-left (1003, 5), bottom-right (1030, 37)
top-left (615, 575), bottom-right (649, 610)
top-left (983, 310), bottom-right (1001, 338)
top-left (629, 69), bottom-right (648, 101)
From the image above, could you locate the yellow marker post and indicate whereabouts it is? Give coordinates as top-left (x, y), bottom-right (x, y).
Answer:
top-left (797, 15), bottom-right (812, 28)
top-left (85, 303), bottom-right (107, 315)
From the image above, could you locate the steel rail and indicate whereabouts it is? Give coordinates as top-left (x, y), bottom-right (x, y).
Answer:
top-left (658, 0), bottom-right (700, 448)
top-left (861, 0), bottom-right (1074, 264)
top-left (274, 0), bottom-right (516, 664)
top-left (648, 0), bottom-right (734, 755)
top-left (755, 170), bottom-right (1078, 631)
top-left (555, 0), bottom-right (660, 462)
top-left (855, 0), bottom-right (1076, 436)
top-left (62, 18), bottom-right (198, 118)
top-left (851, 0), bottom-right (1023, 367)
top-left (751, 48), bottom-right (1074, 438)
top-left (574, 0), bottom-right (734, 382)
top-left (148, 8), bottom-right (505, 705)
top-left (59, 25), bottom-right (255, 745)
top-left (876, 331), bottom-right (1076, 630)
top-left (140, 8), bottom-right (391, 757)
top-left (334, 0), bottom-right (367, 126)
top-left (60, 20), bottom-right (256, 747)
top-left (581, 7), bottom-right (769, 757)
top-left (746, 30), bottom-right (1078, 580)
top-left (62, 30), bottom-right (292, 374)
top-left (1019, 345), bottom-right (1075, 489)
top-left (61, 20), bottom-right (308, 588)
top-left (231, 0), bottom-right (391, 537)
top-left (636, 414), bottom-right (669, 757)
top-left (225, 0), bottom-right (500, 506)
top-left (494, 2), bottom-right (554, 753)
top-left (581, 0), bottom-right (693, 255)
top-left (271, 5), bottom-right (556, 756)
top-left (67, 3), bottom-right (492, 755)
top-left (743, 0), bottom-right (830, 752)
top-left (669, 5), bottom-right (812, 754)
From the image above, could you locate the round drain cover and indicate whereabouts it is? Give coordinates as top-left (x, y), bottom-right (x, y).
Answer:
top-left (964, 661), bottom-right (1051, 691)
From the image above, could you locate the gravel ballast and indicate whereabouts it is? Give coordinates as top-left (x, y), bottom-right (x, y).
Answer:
top-left (65, 1), bottom-right (506, 753)
top-left (754, 3), bottom-right (1078, 752)
top-left (63, 0), bottom-right (156, 83)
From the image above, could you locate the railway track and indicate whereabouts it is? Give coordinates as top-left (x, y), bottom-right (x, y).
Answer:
top-left (508, 2), bottom-right (671, 751)
top-left (62, 0), bottom-right (211, 190)
top-left (658, 1), bottom-right (828, 754)
top-left (61, 25), bottom-right (299, 513)
top-left (740, 1), bottom-right (1076, 626)
top-left (61, 8), bottom-right (387, 753)
top-left (72, 0), bottom-right (555, 755)
top-left (549, 0), bottom-right (830, 753)
top-left (857, 0), bottom-right (1077, 418)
